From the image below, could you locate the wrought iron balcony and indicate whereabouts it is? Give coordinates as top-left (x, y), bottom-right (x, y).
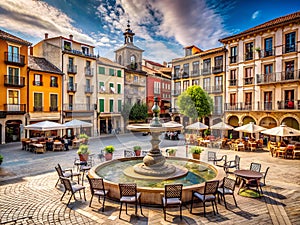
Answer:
top-left (181, 72), bottom-right (189, 78)
top-left (283, 44), bottom-right (297, 54)
top-left (244, 52), bottom-right (253, 61)
top-left (228, 79), bottom-right (237, 86)
top-left (3, 104), bottom-right (26, 114)
top-left (243, 77), bottom-right (254, 85)
top-left (67, 82), bottom-right (77, 92)
top-left (211, 85), bottom-right (223, 93)
top-left (85, 85), bottom-right (94, 94)
top-left (225, 102), bottom-right (254, 111)
top-left (229, 55), bottom-right (237, 64)
top-left (63, 104), bottom-right (94, 111)
top-left (201, 68), bottom-right (211, 75)
top-left (259, 49), bottom-right (275, 58)
top-left (33, 81), bottom-right (43, 86)
top-left (33, 106), bottom-right (43, 112)
top-left (49, 106), bottom-right (58, 112)
top-left (67, 64), bottom-right (77, 74)
top-left (257, 70), bottom-right (300, 85)
top-left (191, 70), bottom-right (200, 77)
top-left (50, 82), bottom-right (58, 87)
top-left (85, 67), bottom-right (94, 77)
top-left (4, 52), bottom-right (25, 66)
top-left (212, 65), bottom-right (223, 74)
top-left (4, 75), bottom-right (25, 87)
top-left (63, 47), bottom-right (97, 58)
top-left (172, 74), bottom-right (181, 80)
top-left (277, 100), bottom-right (300, 110)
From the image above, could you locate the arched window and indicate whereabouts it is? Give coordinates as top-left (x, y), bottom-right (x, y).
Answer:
top-left (118, 55), bottom-right (122, 65)
top-left (130, 55), bottom-right (137, 69)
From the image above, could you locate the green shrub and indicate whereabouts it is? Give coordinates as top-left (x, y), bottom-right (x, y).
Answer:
top-left (77, 144), bottom-right (90, 154)
top-left (167, 148), bottom-right (177, 154)
top-left (0, 154), bottom-right (3, 161)
top-left (190, 146), bottom-right (203, 154)
top-left (104, 145), bottom-right (115, 153)
top-left (79, 133), bottom-right (89, 139)
top-left (133, 146), bottom-right (141, 151)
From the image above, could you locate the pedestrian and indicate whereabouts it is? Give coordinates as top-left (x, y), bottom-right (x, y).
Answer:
top-left (62, 135), bottom-right (69, 151)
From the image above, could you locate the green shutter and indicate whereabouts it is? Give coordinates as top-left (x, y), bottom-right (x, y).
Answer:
top-left (118, 100), bottom-right (122, 112)
top-left (117, 70), bottom-right (122, 77)
top-left (117, 84), bottom-right (121, 94)
top-left (110, 99), bottom-right (114, 112)
top-left (109, 68), bottom-right (114, 76)
top-left (99, 99), bottom-right (104, 112)
top-left (109, 83), bottom-right (114, 88)
top-left (99, 67), bottom-right (105, 74)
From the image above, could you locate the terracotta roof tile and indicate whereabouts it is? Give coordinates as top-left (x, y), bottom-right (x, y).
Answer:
top-left (28, 56), bottom-right (63, 75)
top-left (0, 29), bottom-right (32, 46)
top-left (220, 11), bottom-right (300, 42)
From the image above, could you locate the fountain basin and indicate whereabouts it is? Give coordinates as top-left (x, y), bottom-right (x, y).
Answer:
top-left (89, 157), bottom-right (226, 205)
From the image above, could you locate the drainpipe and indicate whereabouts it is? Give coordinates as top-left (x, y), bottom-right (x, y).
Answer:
top-left (61, 52), bottom-right (65, 135)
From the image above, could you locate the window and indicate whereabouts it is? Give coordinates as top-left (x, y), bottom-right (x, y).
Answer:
top-left (99, 67), bottom-right (105, 74)
top-left (285, 61), bottom-right (294, 80)
top-left (264, 38), bottom-right (273, 57)
top-left (99, 81), bottom-right (105, 92)
top-left (99, 99), bottom-right (104, 112)
top-left (109, 83), bottom-right (115, 93)
top-left (174, 65), bottom-right (180, 78)
top-left (64, 41), bottom-right (71, 50)
top-left (183, 80), bottom-right (189, 91)
top-left (230, 93), bottom-right (236, 106)
top-left (229, 70), bottom-right (237, 86)
top-left (214, 96), bottom-right (222, 114)
top-left (34, 92), bottom-right (43, 111)
top-left (192, 79), bottom-right (199, 85)
top-left (183, 63), bottom-right (189, 77)
top-left (154, 81), bottom-right (160, 94)
top-left (245, 42), bottom-right (253, 60)
top-left (8, 45), bottom-right (20, 63)
top-left (285, 90), bottom-right (294, 109)
top-left (8, 90), bottom-right (19, 111)
top-left (34, 74), bottom-right (43, 86)
top-left (230, 46), bottom-right (237, 63)
top-left (214, 56), bottom-right (223, 68)
top-left (130, 55), bottom-right (137, 69)
top-left (109, 68), bottom-right (115, 76)
top-left (264, 91), bottom-right (272, 110)
top-left (109, 99), bottom-right (114, 112)
top-left (8, 67), bottom-right (19, 85)
top-left (244, 67), bottom-right (253, 84)
top-left (192, 61), bottom-right (199, 75)
top-left (174, 82), bottom-right (181, 95)
top-left (50, 76), bottom-right (58, 87)
top-left (285, 32), bottom-right (296, 53)
top-left (214, 76), bottom-right (222, 92)
top-left (118, 99), bottom-right (122, 112)
top-left (245, 93), bottom-right (252, 106)
top-left (202, 59), bottom-right (211, 75)
top-left (185, 48), bottom-right (192, 56)
top-left (82, 46), bottom-right (89, 55)
top-left (133, 75), bottom-right (138, 83)
top-left (203, 78), bottom-right (210, 92)
top-left (117, 83), bottom-right (121, 94)
top-left (86, 79), bottom-right (91, 92)
top-left (117, 70), bottom-right (122, 77)
top-left (86, 96), bottom-right (91, 110)
top-left (50, 94), bottom-right (58, 111)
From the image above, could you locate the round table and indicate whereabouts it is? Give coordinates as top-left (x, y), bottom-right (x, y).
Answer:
top-left (234, 170), bottom-right (263, 195)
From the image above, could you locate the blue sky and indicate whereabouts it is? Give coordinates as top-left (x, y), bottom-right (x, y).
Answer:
top-left (0, 0), bottom-right (299, 63)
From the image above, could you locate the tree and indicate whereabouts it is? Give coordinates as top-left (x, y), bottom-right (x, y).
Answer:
top-left (121, 102), bottom-right (132, 131)
top-left (177, 86), bottom-right (213, 120)
top-left (129, 103), bottom-right (148, 121)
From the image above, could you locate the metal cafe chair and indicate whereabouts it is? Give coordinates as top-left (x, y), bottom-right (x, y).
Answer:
top-left (161, 184), bottom-right (183, 220)
top-left (86, 175), bottom-right (109, 211)
top-left (59, 177), bottom-right (86, 207)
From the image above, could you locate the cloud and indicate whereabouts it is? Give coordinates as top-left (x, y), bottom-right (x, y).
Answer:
top-left (252, 10), bottom-right (261, 19)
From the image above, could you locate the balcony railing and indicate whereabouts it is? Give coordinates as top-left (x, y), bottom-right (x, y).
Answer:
top-left (244, 52), bottom-right (253, 61)
top-left (255, 101), bottom-right (274, 111)
top-left (67, 64), bottom-right (77, 74)
top-left (172, 74), bottom-right (181, 80)
top-left (4, 75), bottom-right (25, 87)
top-left (257, 70), bottom-right (300, 85)
top-left (260, 49), bottom-right (275, 58)
top-left (67, 82), bottom-right (77, 92)
top-left (228, 79), bottom-right (237, 86)
top-left (33, 106), bottom-right (43, 112)
top-left (212, 65), bottom-right (223, 74)
top-left (4, 52), bottom-right (25, 66)
top-left (225, 102), bottom-right (254, 111)
top-left (33, 81), bottom-right (43, 86)
top-left (63, 48), bottom-right (97, 58)
top-left (85, 67), bottom-right (94, 76)
top-left (211, 85), bottom-right (223, 93)
top-left (125, 78), bottom-right (146, 86)
top-left (244, 77), bottom-right (254, 85)
top-left (277, 100), bottom-right (300, 110)
top-left (49, 106), bottom-right (58, 112)
top-left (201, 68), bottom-right (211, 75)
top-left (229, 55), bottom-right (237, 64)
top-left (203, 86), bottom-right (212, 94)
top-left (181, 72), bottom-right (189, 78)
top-left (191, 70), bottom-right (200, 77)
top-left (63, 104), bottom-right (94, 111)
top-left (283, 44), bottom-right (297, 54)
top-left (85, 85), bottom-right (94, 94)
top-left (3, 104), bottom-right (26, 114)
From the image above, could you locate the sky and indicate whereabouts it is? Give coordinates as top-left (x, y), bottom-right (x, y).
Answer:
top-left (0, 0), bottom-right (299, 63)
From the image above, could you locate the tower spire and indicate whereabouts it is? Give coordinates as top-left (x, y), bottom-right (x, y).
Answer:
top-left (123, 20), bottom-right (135, 44)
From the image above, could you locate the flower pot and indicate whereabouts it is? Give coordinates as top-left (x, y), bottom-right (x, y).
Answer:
top-left (105, 153), bottom-right (113, 161)
top-left (134, 150), bottom-right (141, 156)
top-left (192, 153), bottom-right (200, 160)
top-left (79, 153), bottom-right (89, 162)
top-left (168, 152), bottom-right (176, 157)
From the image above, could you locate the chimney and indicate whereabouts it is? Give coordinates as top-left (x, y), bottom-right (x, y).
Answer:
top-left (45, 33), bottom-right (48, 39)
top-left (69, 34), bottom-right (73, 40)
top-left (163, 61), bottom-right (167, 67)
top-left (29, 46), bottom-right (33, 56)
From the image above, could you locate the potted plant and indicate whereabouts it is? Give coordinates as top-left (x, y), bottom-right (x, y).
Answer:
top-left (77, 144), bottom-right (90, 162)
top-left (190, 146), bottom-right (203, 160)
top-left (104, 145), bottom-right (115, 161)
top-left (166, 148), bottom-right (177, 157)
top-left (133, 145), bottom-right (142, 156)
top-left (0, 154), bottom-right (3, 165)
top-left (79, 133), bottom-right (89, 144)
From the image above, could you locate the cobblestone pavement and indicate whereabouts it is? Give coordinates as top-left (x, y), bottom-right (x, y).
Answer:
top-left (0, 135), bottom-right (300, 224)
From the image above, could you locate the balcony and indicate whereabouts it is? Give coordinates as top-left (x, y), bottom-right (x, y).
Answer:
top-left (228, 79), bottom-right (237, 86)
top-left (211, 85), bottom-right (223, 93)
top-left (243, 77), bottom-right (254, 85)
top-left (63, 47), bottom-right (97, 59)
top-left (67, 82), bottom-right (77, 92)
top-left (225, 102), bottom-right (254, 111)
top-left (255, 101), bottom-right (274, 111)
top-left (257, 70), bottom-right (300, 85)
top-left (244, 52), bottom-right (253, 61)
top-left (3, 104), bottom-right (26, 114)
top-left (4, 52), bottom-right (25, 66)
top-left (125, 78), bottom-right (146, 86)
top-left (63, 103), bottom-right (94, 111)
top-left (191, 70), bottom-right (200, 77)
top-left (50, 82), bottom-right (58, 87)
top-left (259, 49), bottom-right (275, 58)
top-left (33, 106), bottom-right (43, 112)
top-left (283, 44), bottom-right (297, 54)
top-left (49, 106), bottom-right (58, 112)
top-left (4, 75), bottom-right (25, 87)
top-left (277, 100), bottom-right (300, 110)
top-left (229, 55), bottom-right (237, 64)
top-left (33, 81), bottom-right (43, 86)
top-left (212, 65), bottom-right (223, 74)
top-left (85, 67), bottom-right (94, 77)
top-left (201, 68), bottom-right (211, 75)
top-left (85, 85), bottom-right (94, 94)
top-left (67, 64), bottom-right (77, 74)
top-left (203, 86), bottom-right (212, 94)
top-left (172, 74), bottom-right (181, 80)
top-left (181, 72), bottom-right (189, 78)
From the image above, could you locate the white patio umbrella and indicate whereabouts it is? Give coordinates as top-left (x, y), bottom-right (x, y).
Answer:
top-left (163, 121), bottom-right (183, 129)
top-left (234, 122), bottom-right (266, 134)
top-left (186, 121), bottom-right (208, 130)
top-left (261, 123), bottom-right (300, 137)
top-left (64, 119), bottom-right (93, 129)
top-left (24, 120), bottom-right (65, 131)
top-left (210, 121), bottom-right (234, 130)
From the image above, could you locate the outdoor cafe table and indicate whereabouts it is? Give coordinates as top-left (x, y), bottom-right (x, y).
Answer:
top-left (234, 170), bottom-right (263, 195)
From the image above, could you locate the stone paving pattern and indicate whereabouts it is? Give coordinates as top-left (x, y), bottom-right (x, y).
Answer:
top-left (0, 135), bottom-right (299, 224)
